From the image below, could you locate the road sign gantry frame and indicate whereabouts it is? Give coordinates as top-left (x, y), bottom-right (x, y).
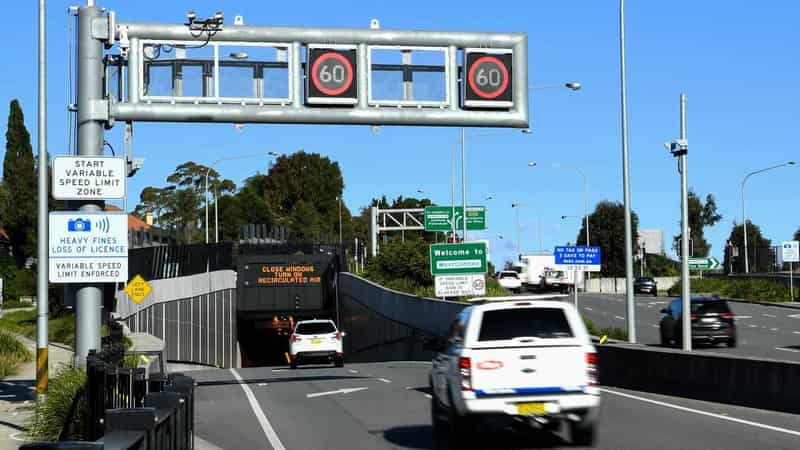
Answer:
top-left (109, 19), bottom-right (529, 128)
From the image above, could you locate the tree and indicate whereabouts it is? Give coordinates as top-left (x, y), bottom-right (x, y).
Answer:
top-left (0, 100), bottom-right (36, 266)
top-left (794, 227), bottom-right (800, 241)
top-left (365, 235), bottom-right (432, 287)
top-left (576, 201), bottom-right (639, 277)
top-left (672, 191), bottom-right (722, 257)
top-left (724, 221), bottom-right (772, 274)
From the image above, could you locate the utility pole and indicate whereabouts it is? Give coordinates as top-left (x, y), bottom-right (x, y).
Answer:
top-left (668, 93), bottom-right (691, 351)
top-left (74, 3), bottom-right (105, 364)
top-left (36, 0), bottom-right (49, 394)
top-left (620, 0), bottom-right (636, 343)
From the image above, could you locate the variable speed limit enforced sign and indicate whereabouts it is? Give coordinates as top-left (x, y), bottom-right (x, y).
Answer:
top-left (463, 48), bottom-right (513, 109)
top-left (306, 45), bottom-right (358, 105)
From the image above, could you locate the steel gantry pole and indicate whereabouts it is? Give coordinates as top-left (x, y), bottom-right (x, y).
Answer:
top-left (740, 161), bottom-right (795, 273)
top-left (74, 4), bottom-right (105, 364)
top-left (36, 0), bottom-right (49, 393)
top-left (620, 0), bottom-right (636, 343)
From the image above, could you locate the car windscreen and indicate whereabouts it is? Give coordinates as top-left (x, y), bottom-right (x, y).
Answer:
top-left (499, 272), bottom-right (518, 279)
top-left (478, 308), bottom-right (574, 341)
top-left (636, 277), bottom-right (653, 282)
top-left (547, 271), bottom-right (565, 278)
top-left (690, 301), bottom-right (730, 315)
top-left (295, 322), bottom-right (336, 335)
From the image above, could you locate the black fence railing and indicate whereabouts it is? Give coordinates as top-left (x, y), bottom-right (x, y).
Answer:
top-left (22, 321), bottom-right (196, 450)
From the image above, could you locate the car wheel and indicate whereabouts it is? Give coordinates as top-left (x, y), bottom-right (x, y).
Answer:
top-left (653, 291), bottom-right (658, 297)
top-left (430, 389), bottom-right (446, 434)
top-left (334, 356), bottom-right (344, 368)
top-left (727, 336), bottom-right (737, 348)
top-left (290, 361), bottom-right (298, 369)
top-left (446, 392), bottom-right (473, 449)
top-left (570, 417), bottom-right (597, 446)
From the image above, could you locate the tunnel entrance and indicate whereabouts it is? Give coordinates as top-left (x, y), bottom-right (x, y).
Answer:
top-left (238, 316), bottom-right (294, 367)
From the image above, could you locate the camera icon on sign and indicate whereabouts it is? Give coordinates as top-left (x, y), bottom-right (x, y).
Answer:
top-left (67, 218), bottom-right (91, 232)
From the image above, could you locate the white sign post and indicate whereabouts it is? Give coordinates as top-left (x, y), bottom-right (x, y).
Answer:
top-left (435, 274), bottom-right (486, 298)
top-left (782, 241), bottom-right (799, 301)
top-left (48, 212), bottom-right (128, 283)
top-left (52, 156), bottom-right (126, 200)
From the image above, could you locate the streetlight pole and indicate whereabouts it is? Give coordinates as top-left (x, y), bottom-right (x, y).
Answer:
top-left (204, 151), bottom-right (281, 244)
top-left (36, 0), bottom-right (49, 394)
top-left (740, 161), bottom-right (795, 273)
top-left (620, 0), bottom-right (636, 344)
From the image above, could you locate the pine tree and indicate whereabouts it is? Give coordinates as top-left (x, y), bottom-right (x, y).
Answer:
top-left (1, 100), bottom-right (37, 267)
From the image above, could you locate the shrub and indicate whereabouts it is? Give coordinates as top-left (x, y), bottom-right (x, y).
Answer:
top-left (26, 365), bottom-right (87, 441)
top-left (0, 330), bottom-right (32, 379)
top-left (583, 316), bottom-right (628, 341)
top-left (0, 309), bottom-right (76, 347)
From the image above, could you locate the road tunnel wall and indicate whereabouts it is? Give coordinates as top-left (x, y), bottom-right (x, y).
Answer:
top-left (338, 273), bottom-right (466, 362)
top-left (115, 270), bottom-right (238, 368)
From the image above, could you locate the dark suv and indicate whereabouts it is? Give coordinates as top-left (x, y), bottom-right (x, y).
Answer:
top-left (633, 276), bottom-right (658, 296)
top-left (659, 297), bottom-right (736, 347)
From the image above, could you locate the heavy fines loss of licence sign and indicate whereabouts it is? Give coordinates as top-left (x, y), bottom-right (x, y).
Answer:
top-left (48, 212), bottom-right (128, 283)
top-left (52, 156), bottom-right (126, 200)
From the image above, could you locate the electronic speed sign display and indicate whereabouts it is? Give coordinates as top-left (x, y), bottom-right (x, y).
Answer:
top-left (306, 45), bottom-right (358, 105)
top-left (463, 48), bottom-right (513, 109)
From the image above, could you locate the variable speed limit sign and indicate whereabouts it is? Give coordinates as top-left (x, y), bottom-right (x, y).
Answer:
top-left (306, 45), bottom-right (358, 105)
top-left (463, 48), bottom-right (513, 109)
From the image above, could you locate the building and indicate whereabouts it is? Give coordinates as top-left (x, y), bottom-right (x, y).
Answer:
top-left (638, 229), bottom-right (664, 255)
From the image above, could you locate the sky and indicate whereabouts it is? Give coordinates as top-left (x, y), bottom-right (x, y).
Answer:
top-left (1, 0), bottom-right (798, 268)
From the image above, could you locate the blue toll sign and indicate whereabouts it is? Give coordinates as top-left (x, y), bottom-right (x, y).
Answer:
top-left (554, 246), bottom-right (602, 272)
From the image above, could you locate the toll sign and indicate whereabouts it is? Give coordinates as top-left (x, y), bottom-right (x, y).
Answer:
top-left (463, 49), bottom-right (513, 109)
top-left (306, 46), bottom-right (358, 105)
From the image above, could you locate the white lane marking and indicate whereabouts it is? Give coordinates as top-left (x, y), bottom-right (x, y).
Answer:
top-left (793, 331), bottom-right (800, 335)
top-left (651, 325), bottom-right (659, 328)
top-left (763, 314), bottom-right (777, 318)
top-left (584, 307), bottom-right (593, 311)
top-left (748, 325), bottom-right (758, 328)
top-left (272, 369), bottom-right (288, 372)
top-left (257, 383), bottom-right (268, 387)
top-left (735, 316), bottom-right (752, 320)
top-left (378, 378), bottom-right (392, 383)
top-left (775, 347), bottom-right (800, 353)
top-left (788, 314), bottom-right (800, 319)
top-left (423, 394), bottom-right (433, 399)
top-left (770, 328), bottom-right (779, 332)
top-left (614, 315), bottom-right (625, 321)
top-left (348, 369), bottom-right (359, 374)
top-left (601, 388), bottom-right (800, 438)
top-left (306, 387), bottom-right (368, 398)
top-left (230, 369), bottom-right (286, 450)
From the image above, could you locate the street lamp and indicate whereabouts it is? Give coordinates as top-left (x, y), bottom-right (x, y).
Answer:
top-left (204, 151), bottom-right (282, 243)
top-left (531, 82), bottom-right (582, 92)
top-left (229, 52), bottom-right (249, 60)
top-left (741, 161), bottom-right (795, 273)
top-left (485, 195), bottom-right (494, 200)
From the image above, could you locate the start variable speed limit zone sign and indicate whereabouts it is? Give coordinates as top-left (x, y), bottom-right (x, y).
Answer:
top-left (306, 46), bottom-right (358, 105)
top-left (463, 48), bottom-right (513, 109)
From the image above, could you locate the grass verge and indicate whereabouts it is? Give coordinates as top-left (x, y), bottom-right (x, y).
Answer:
top-left (0, 330), bottom-right (32, 379)
top-left (26, 365), bottom-right (87, 441)
top-left (667, 277), bottom-right (797, 302)
top-left (0, 310), bottom-right (76, 347)
top-left (583, 316), bottom-right (629, 341)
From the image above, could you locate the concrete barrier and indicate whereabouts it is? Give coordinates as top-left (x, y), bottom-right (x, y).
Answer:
top-left (597, 343), bottom-right (800, 414)
top-left (585, 276), bottom-right (679, 294)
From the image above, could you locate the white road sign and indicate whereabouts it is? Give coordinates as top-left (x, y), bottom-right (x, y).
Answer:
top-left (52, 156), bottom-right (126, 200)
top-left (781, 241), bottom-right (799, 263)
top-left (48, 212), bottom-right (128, 283)
top-left (435, 274), bottom-right (486, 297)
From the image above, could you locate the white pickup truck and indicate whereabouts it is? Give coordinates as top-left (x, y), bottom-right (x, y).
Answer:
top-left (429, 299), bottom-right (599, 446)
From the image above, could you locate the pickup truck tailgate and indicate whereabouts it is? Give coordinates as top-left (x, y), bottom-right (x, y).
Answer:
top-left (468, 345), bottom-right (587, 395)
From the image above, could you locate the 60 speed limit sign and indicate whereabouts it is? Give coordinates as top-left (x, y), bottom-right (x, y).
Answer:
top-left (463, 48), bottom-right (514, 109)
top-left (306, 45), bottom-right (358, 105)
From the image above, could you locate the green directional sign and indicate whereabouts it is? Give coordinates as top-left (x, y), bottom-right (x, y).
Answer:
top-left (688, 257), bottom-right (721, 270)
top-left (424, 206), bottom-right (486, 232)
top-left (430, 242), bottom-right (488, 275)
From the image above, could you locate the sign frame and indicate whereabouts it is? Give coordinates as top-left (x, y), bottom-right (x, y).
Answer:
top-left (48, 211), bottom-right (129, 284)
top-left (306, 44), bottom-right (359, 105)
top-left (553, 245), bottom-right (602, 272)
top-left (430, 242), bottom-right (488, 276)
top-left (462, 48), bottom-right (514, 109)
top-left (52, 156), bottom-right (127, 200)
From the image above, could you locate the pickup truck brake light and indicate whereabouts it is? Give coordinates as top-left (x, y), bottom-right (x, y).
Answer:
top-left (459, 357), bottom-right (472, 391)
top-left (586, 352), bottom-right (598, 386)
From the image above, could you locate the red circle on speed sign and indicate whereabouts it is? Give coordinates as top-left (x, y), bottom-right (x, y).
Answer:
top-left (311, 52), bottom-right (354, 96)
top-left (468, 55), bottom-right (510, 99)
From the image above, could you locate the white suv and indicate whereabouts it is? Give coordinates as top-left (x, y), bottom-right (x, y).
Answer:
top-left (429, 299), bottom-right (599, 446)
top-left (497, 271), bottom-right (523, 294)
top-left (289, 319), bottom-right (344, 369)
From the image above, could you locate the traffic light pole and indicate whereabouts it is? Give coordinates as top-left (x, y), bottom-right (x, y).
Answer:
top-left (74, 5), bottom-right (105, 365)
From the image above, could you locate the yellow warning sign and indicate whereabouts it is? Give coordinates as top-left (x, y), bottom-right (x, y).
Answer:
top-left (124, 274), bottom-right (152, 304)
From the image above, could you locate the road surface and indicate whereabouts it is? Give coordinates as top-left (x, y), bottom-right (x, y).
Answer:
top-left (188, 362), bottom-right (800, 449)
top-left (578, 294), bottom-right (800, 361)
